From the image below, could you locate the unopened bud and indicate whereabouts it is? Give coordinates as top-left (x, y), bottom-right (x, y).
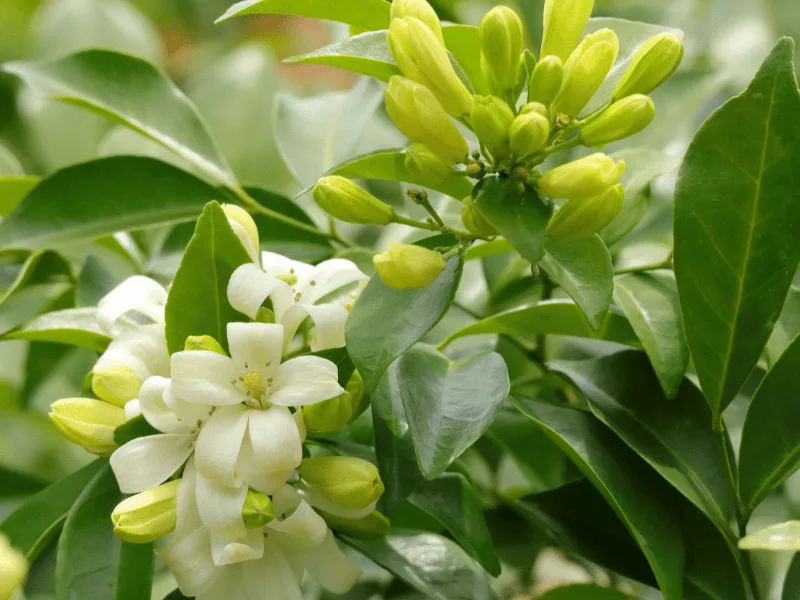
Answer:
top-left (50, 398), bottom-right (126, 457)
top-left (298, 457), bottom-right (385, 511)
top-left (242, 489), bottom-right (275, 528)
top-left (581, 95), bottom-right (655, 146)
top-left (390, 0), bottom-right (443, 44)
top-left (405, 143), bottom-right (452, 183)
top-left (313, 176), bottom-right (394, 226)
top-left (222, 204), bottom-right (259, 261)
top-left (462, 196), bottom-right (496, 237)
top-left (509, 112), bottom-right (550, 156)
top-left (385, 76), bottom-right (469, 164)
top-left (552, 29), bottom-right (619, 117)
top-left (111, 479), bottom-right (179, 543)
top-left (184, 335), bottom-right (226, 354)
top-left (546, 184), bottom-right (624, 241)
top-left (538, 153), bottom-right (625, 200)
top-left (465, 162), bottom-right (486, 179)
top-left (320, 509), bottom-right (391, 538)
top-left (92, 364), bottom-right (142, 408)
top-left (541, 0), bottom-right (595, 62)
top-left (373, 243), bottom-right (447, 289)
top-left (529, 56), bottom-right (564, 106)
top-left (255, 307), bottom-right (275, 324)
top-left (479, 6), bottom-right (524, 97)
top-left (302, 392), bottom-right (354, 434)
top-left (520, 102), bottom-right (549, 118)
top-left (614, 33), bottom-right (684, 100)
top-left (388, 18), bottom-right (474, 117)
top-left (471, 96), bottom-right (515, 159)
top-left (0, 533), bottom-right (26, 599)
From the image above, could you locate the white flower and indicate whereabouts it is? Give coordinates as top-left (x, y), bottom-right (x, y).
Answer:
top-left (228, 253), bottom-right (367, 353)
top-left (97, 275), bottom-right (168, 337)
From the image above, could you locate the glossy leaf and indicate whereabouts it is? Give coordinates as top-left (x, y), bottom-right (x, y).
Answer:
top-left (164, 201), bottom-right (252, 354)
top-left (674, 38), bottom-right (800, 420)
top-left (5, 308), bottom-right (110, 352)
top-left (0, 176), bottom-right (40, 216)
top-left (114, 415), bottom-right (160, 446)
top-left (442, 25), bottom-right (487, 95)
top-left (739, 521), bottom-right (800, 551)
top-left (537, 585), bottom-right (637, 600)
top-left (0, 466), bottom-right (48, 498)
top-left (5, 50), bottom-right (236, 187)
top-left (767, 284), bottom-right (800, 365)
top-left (346, 255), bottom-right (463, 393)
top-left (286, 31), bottom-right (400, 82)
top-left (216, 0), bottom-right (391, 31)
top-left (614, 271), bottom-right (689, 398)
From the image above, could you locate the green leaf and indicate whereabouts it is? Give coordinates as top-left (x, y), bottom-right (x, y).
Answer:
top-left (396, 345), bottom-right (509, 479)
top-left (346, 255), bottom-right (463, 393)
top-left (738, 334), bottom-right (800, 513)
top-left (674, 38), bottom-right (800, 421)
top-left (56, 464), bottom-right (154, 600)
top-left (536, 584), bottom-right (637, 600)
top-left (442, 25), bottom-right (488, 95)
top-left (785, 553), bottom-right (800, 599)
top-left (613, 271), bottom-right (689, 398)
top-left (739, 521), bottom-right (800, 551)
top-left (0, 466), bottom-right (48, 498)
top-left (0, 144), bottom-right (24, 176)
top-left (409, 473), bottom-right (501, 576)
top-left (0, 157), bottom-right (225, 251)
top-left (343, 532), bottom-right (497, 600)
top-left (5, 308), bottom-right (110, 352)
top-left (0, 459), bottom-right (105, 561)
top-left (0, 176), bottom-right (40, 216)
top-left (329, 150), bottom-right (475, 201)
top-left (767, 284), bottom-right (800, 366)
top-left (474, 177), bottom-right (553, 265)
top-left (510, 397), bottom-right (685, 600)
top-left (5, 50), bottom-right (236, 187)
top-left (440, 300), bottom-right (638, 348)
top-left (165, 201), bottom-right (252, 354)
top-left (286, 31), bottom-right (400, 82)
top-left (216, 0), bottom-right (391, 31)
top-left (114, 415), bottom-right (160, 446)
top-left (550, 351), bottom-right (738, 535)
top-left (539, 235), bottom-right (613, 331)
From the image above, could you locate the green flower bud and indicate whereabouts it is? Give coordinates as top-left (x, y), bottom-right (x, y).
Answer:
top-left (313, 176), bottom-right (394, 225)
top-left (92, 364), bottom-right (142, 408)
top-left (255, 307), bottom-right (276, 324)
top-left (538, 153), bottom-right (625, 200)
top-left (298, 457), bottom-right (385, 511)
top-left (390, 0), bottom-right (444, 44)
top-left (471, 95), bottom-right (515, 159)
top-left (529, 56), bottom-right (564, 106)
top-left (385, 76), bottom-right (469, 164)
top-left (184, 335), bottom-right (226, 354)
top-left (581, 95), bottom-right (655, 147)
top-left (111, 479), bottom-right (179, 543)
top-left (320, 509), bottom-right (391, 538)
top-left (461, 196), bottom-right (496, 237)
top-left (509, 112), bottom-right (550, 156)
top-left (0, 534), bottom-right (26, 600)
top-left (302, 392), bottom-right (355, 434)
top-left (405, 143), bottom-right (452, 183)
top-left (552, 29), bottom-right (619, 118)
top-left (221, 204), bottom-right (259, 259)
top-left (373, 242), bottom-right (447, 290)
top-left (479, 6), bottom-right (524, 97)
top-left (388, 18), bottom-right (474, 117)
top-left (50, 398), bottom-right (126, 457)
top-left (520, 102), bottom-right (549, 118)
top-left (242, 489), bottom-right (275, 529)
top-left (546, 184), bottom-right (624, 241)
top-left (613, 33), bottom-right (684, 100)
top-left (541, 0), bottom-right (595, 62)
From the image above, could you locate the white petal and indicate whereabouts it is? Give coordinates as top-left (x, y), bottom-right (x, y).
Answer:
top-left (139, 376), bottom-right (184, 433)
top-left (97, 276), bottom-right (167, 336)
top-left (280, 303), bottom-right (348, 352)
top-left (247, 407), bottom-right (302, 481)
top-left (269, 356), bottom-right (343, 407)
top-left (299, 530), bottom-right (362, 594)
top-left (227, 263), bottom-right (294, 321)
top-left (261, 252), bottom-right (313, 284)
top-left (163, 384), bottom-right (214, 426)
top-left (298, 259), bottom-right (367, 305)
top-left (227, 322), bottom-right (283, 381)
top-left (110, 433), bottom-right (194, 494)
top-left (95, 324), bottom-right (169, 381)
top-left (194, 405), bottom-right (249, 487)
top-left (161, 527), bottom-right (219, 597)
top-left (268, 488), bottom-right (328, 552)
top-left (293, 409), bottom-right (306, 443)
top-left (195, 471), bottom-right (248, 539)
top-left (170, 351), bottom-right (242, 406)
top-left (175, 457), bottom-right (200, 538)
top-left (210, 530), bottom-right (264, 566)
top-left (235, 434), bottom-right (293, 494)
top-left (243, 541), bottom-right (303, 600)
top-left (124, 399), bottom-right (141, 420)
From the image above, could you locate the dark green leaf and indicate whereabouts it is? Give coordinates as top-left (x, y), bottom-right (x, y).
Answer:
top-left (0, 283), bottom-right (73, 336)
top-left (163, 590), bottom-right (191, 600)
top-left (114, 415), bottom-right (160, 446)
top-left (114, 542), bottom-right (155, 600)
top-left (536, 584), bottom-right (637, 600)
top-left (216, 0), bottom-right (391, 30)
top-left (784, 553), bottom-right (800, 600)
top-left (767, 284), bottom-right (800, 366)
top-left (5, 308), bottom-right (110, 352)
top-left (165, 201), bottom-right (252, 354)
top-left (0, 466), bottom-right (48, 498)
top-left (76, 255), bottom-right (122, 308)
top-left (674, 38), bottom-right (800, 420)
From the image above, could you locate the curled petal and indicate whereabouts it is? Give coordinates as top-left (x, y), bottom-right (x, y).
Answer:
top-left (124, 400), bottom-right (141, 420)
top-left (268, 487), bottom-right (328, 552)
top-left (269, 356), bottom-right (343, 407)
top-left (97, 276), bottom-right (167, 336)
top-left (298, 530), bottom-right (362, 594)
top-left (299, 259), bottom-right (367, 305)
top-left (261, 252), bottom-right (314, 286)
top-left (210, 530), bottom-right (264, 566)
top-left (195, 471), bottom-right (248, 539)
top-left (195, 405), bottom-right (249, 487)
top-left (281, 303), bottom-right (348, 352)
top-left (227, 263), bottom-right (294, 321)
top-left (110, 433), bottom-right (194, 494)
top-left (161, 527), bottom-right (219, 597)
top-left (175, 457), bottom-right (200, 539)
top-left (139, 376), bottom-right (184, 433)
top-left (95, 324), bottom-right (169, 382)
top-left (247, 407), bottom-right (302, 481)
top-left (244, 540), bottom-right (303, 600)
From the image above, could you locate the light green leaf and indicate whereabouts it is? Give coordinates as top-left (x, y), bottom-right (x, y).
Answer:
top-left (5, 308), bottom-right (110, 352)
top-left (0, 176), bottom-right (41, 217)
top-left (614, 271), bottom-right (689, 398)
top-left (442, 25), bottom-right (488, 95)
top-left (216, 0), bottom-right (391, 31)
top-left (5, 50), bottom-right (236, 187)
top-left (164, 202), bottom-right (252, 354)
top-left (0, 144), bottom-right (23, 176)
top-left (540, 235), bottom-right (613, 331)
top-left (465, 239), bottom-right (514, 261)
top-left (286, 31), bottom-right (400, 82)
top-left (675, 39), bottom-right (800, 421)
top-left (739, 521), bottom-right (800, 551)
top-left (537, 584), bottom-right (637, 600)
top-left (766, 284), bottom-right (800, 366)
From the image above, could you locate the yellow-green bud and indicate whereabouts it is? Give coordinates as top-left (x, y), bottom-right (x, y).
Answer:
top-left (184, 335), bottom-right (226, 354)
top-left (388, 18), bottom-right (474, 117)
top-left (302, 372), bottom-right (368, 434)
top-left (461, 196), bottom-right (496, 237)
top-left (581, 95), bottom-right (655, 147)
top-left (538, 153), bottom-right (625, 200)
top-left (546, 184), bottom-right (624, 241)
top-left (222, 204), bottom-right (259, 259)
top-left (479, 6), bottom-right (524, 97)
top-left (373, 242), bottom-right (447, 290)
top-left (320, 509), bottom-right (391, 538)
top-left (405, 143), bottom-right (452, 183)
top-left (614, 33), bottom-right (684, 100)
top-left (541, 0), bottom-right (595, 62)
top-left (313, 176), bottom-right (394, 226)
top-left (385, 76), bottom-right (469, 164)
top-left (298, 457), bottom-right (385, 511)
top-left (92, 364), bottom-right (142, 408)
top-left (529, 56), bottom-right (564, 106)
top-left (242, 489), bottom-right (275, 529)
top-left (509, 112), bottom-right (550, 156)
top-left (111, 479), bottom-right (179, 543)
top-left (390, 0), bottom-right (444, 44)
top-left (471, 96), bottom-right (515, 159)
top-left (346, 371), bottom-right (368, 417)
top-left (520, 102), bottom-right (549, 118)
top-left (50, 398), bottom-right (126, 457)
top-left (0, 533), bottom-right (27, 600)
top-left (255, 307), bottom-right (276, 324)
top-left (552, 29), bottom-right (619, 118)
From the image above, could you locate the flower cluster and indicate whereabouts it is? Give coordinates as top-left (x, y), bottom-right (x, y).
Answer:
top-left (49, 208), bottom-right (387, 599)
